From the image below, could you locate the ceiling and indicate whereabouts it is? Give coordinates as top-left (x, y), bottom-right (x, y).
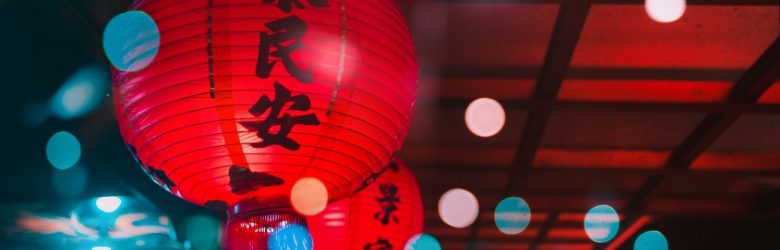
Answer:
top-left (1, 0), bottom-right (778, 249)
top-left (400, 0), bottom-right (779, 249)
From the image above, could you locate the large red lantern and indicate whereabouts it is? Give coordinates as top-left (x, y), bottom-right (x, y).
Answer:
top-left (307, 158), bottom-right (423, 249)
top-left (112, 0), bottom-right (417, 248)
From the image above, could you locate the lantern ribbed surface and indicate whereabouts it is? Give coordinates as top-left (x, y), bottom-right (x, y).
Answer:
top-left (225, 207), bottom-right (308, 250)
top-left (307, 159), bottom-right (423, 249)
top-left (113, 0), bottom-right (417, 209)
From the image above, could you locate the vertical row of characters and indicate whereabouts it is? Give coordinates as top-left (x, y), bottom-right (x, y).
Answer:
top-left (364, 163), bottom-right (402, 250)
top-left (242, 0), bottom-right (331, 151)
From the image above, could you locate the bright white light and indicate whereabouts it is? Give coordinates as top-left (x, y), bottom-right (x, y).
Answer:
top-left (50, 65), bottom-right (108, 119)
top-left (465, 98), bottom-right (506, 137)
top-left (325, 221), bottom-right (345, 227)
top-left (291, 177), bottom-right (328, 216)
top-left (62, 83), bottom-right (94, 114)
top-left (92, 247), bottom-right (111, 250)
top-left (494, 197), bottom-right (532, 235)
top-left (438, 188), bottom-right (479, 228)
top-left (645, 0), bottom-right (686, 23)
top-left (584, 204), bottom-right (620, 243)
top-left (96, 196), bottom-right (122, 213)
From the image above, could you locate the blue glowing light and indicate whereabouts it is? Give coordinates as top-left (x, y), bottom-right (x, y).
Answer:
top-left (45, 131), bottom-right (81, 170)
top-left (634, 230), bottom-right (668, 250)
top-left (103, 11), bottom-right (160, 72)
top-left (404, 233), bottom-right (442, 250)
top-left (269, 224), bottom-right (313, 250)
top-left (95, 196), bottom-right (123, 213)
top-left (495, 196), bottom-right (532, 235)
top-left (584, 204), bottom-right (620, 243)
top-left (49, 65), bottom-right (108, 119)
top-left (92, 247), bottom-right (111, 250)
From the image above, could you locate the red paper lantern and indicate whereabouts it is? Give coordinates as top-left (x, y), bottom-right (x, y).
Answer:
top-left (115, 0), bottom-right (416, 208)
top-left (307, 158), bottom-right (423, 249)
top-left (112, 0), bottom-right (416, 248)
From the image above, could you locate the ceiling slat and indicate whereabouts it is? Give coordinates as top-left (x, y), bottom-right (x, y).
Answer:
top-left (611, 37), bottom-right (780, 250)
top-left (429, 0), bottom-right (778, 6)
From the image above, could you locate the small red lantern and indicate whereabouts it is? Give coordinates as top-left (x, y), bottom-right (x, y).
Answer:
top-left (112, 0), bottom-right (417, 248)
top-left (307, 158), bottom-right (423, 249)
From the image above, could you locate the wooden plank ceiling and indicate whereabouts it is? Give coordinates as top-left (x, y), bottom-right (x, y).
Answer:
top-left (398, 0), bottom-right (780, 249)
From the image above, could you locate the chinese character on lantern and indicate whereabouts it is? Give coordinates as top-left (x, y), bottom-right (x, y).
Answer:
top-left (373, 183), bottom-right (401, 225)
top-left (239, 82), bottom-right (320, 150)
top-left (363, 238), bottom-right (393, 250)
top-left (256, 15), bottom-right (313, 83)
top-left (262, 0), bottom-right (329, 13)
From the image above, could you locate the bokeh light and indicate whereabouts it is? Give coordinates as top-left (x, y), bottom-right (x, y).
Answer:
top-left (95, 196), bottom-right (122, 213)
top-left (438, 188), bottom-right (479, 228)
top-left (45, 131), bottom-right (81, 170)
top-left (645, 0), bottom-right (686, 23)
top-left (49, 65), bottom-right (108, 119)
top-left (404, 233), bottom-right (442, 250)
top-left (182, 214), bottom-right (222, 250)
top-left (51, 163), bottom-right (88, 198)
top-left (268, 224), bottom-right (313, 250)
top-left (584, 204), bottom-right (620, 243)
top-left (92, 247), bottom-right (111, 250)
top-left (634, 230), bottom-right (669, 250)
top-left (103, 11), bottom-right (160, 72)
top-left (291, 177), bottom-right (328, 216)
top-left (494, 197), bottom-right (532, 235)
top-left (465, 97), bottom-right (506, 137)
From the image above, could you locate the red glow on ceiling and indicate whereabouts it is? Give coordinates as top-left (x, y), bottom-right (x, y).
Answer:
top-left (758, 83), bottom-right (780, 104)
top-left (547, 228), bottom-right (590, 240)
top-left (556, 213), bottom-right (586, 222)
top-left (424, 78), bottom-right (536, 100)
top-left (604, 215), bottom-right (652, 250)
top-left (443, 4), bottom-right (559, 67)
top-left (534, 148), bottom-right (669, 168)
top-left (571, 5), bottom-right (778, 68)
top-left (559, 80), bottom-right (732, 103)
top-left (691, 152), bottom-right (780, 171)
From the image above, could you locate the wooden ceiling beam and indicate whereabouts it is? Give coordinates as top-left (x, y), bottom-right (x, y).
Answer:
top-left (506, 0), bottom-right (591, 196)
top-left (529, 212), bottom-right (559, 250)
top-left (490, 2), bottom-right (594, 248)
top-left (412, 164), bottom-right (780, 177)
top-left (426, 0), bottom-right (778, 6)
top-left (627, 38), bottom-right (780, 211)
top-left (429, 67), bottom-right (745, 81)
top-left (423, 208), bottom-right (769, 221)
top-left (666, 37), bottom-right (780, 169)
top-left (420, 99), bottom-right (780, 114)
top-left (611, 37), bottom-right (780, 250)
